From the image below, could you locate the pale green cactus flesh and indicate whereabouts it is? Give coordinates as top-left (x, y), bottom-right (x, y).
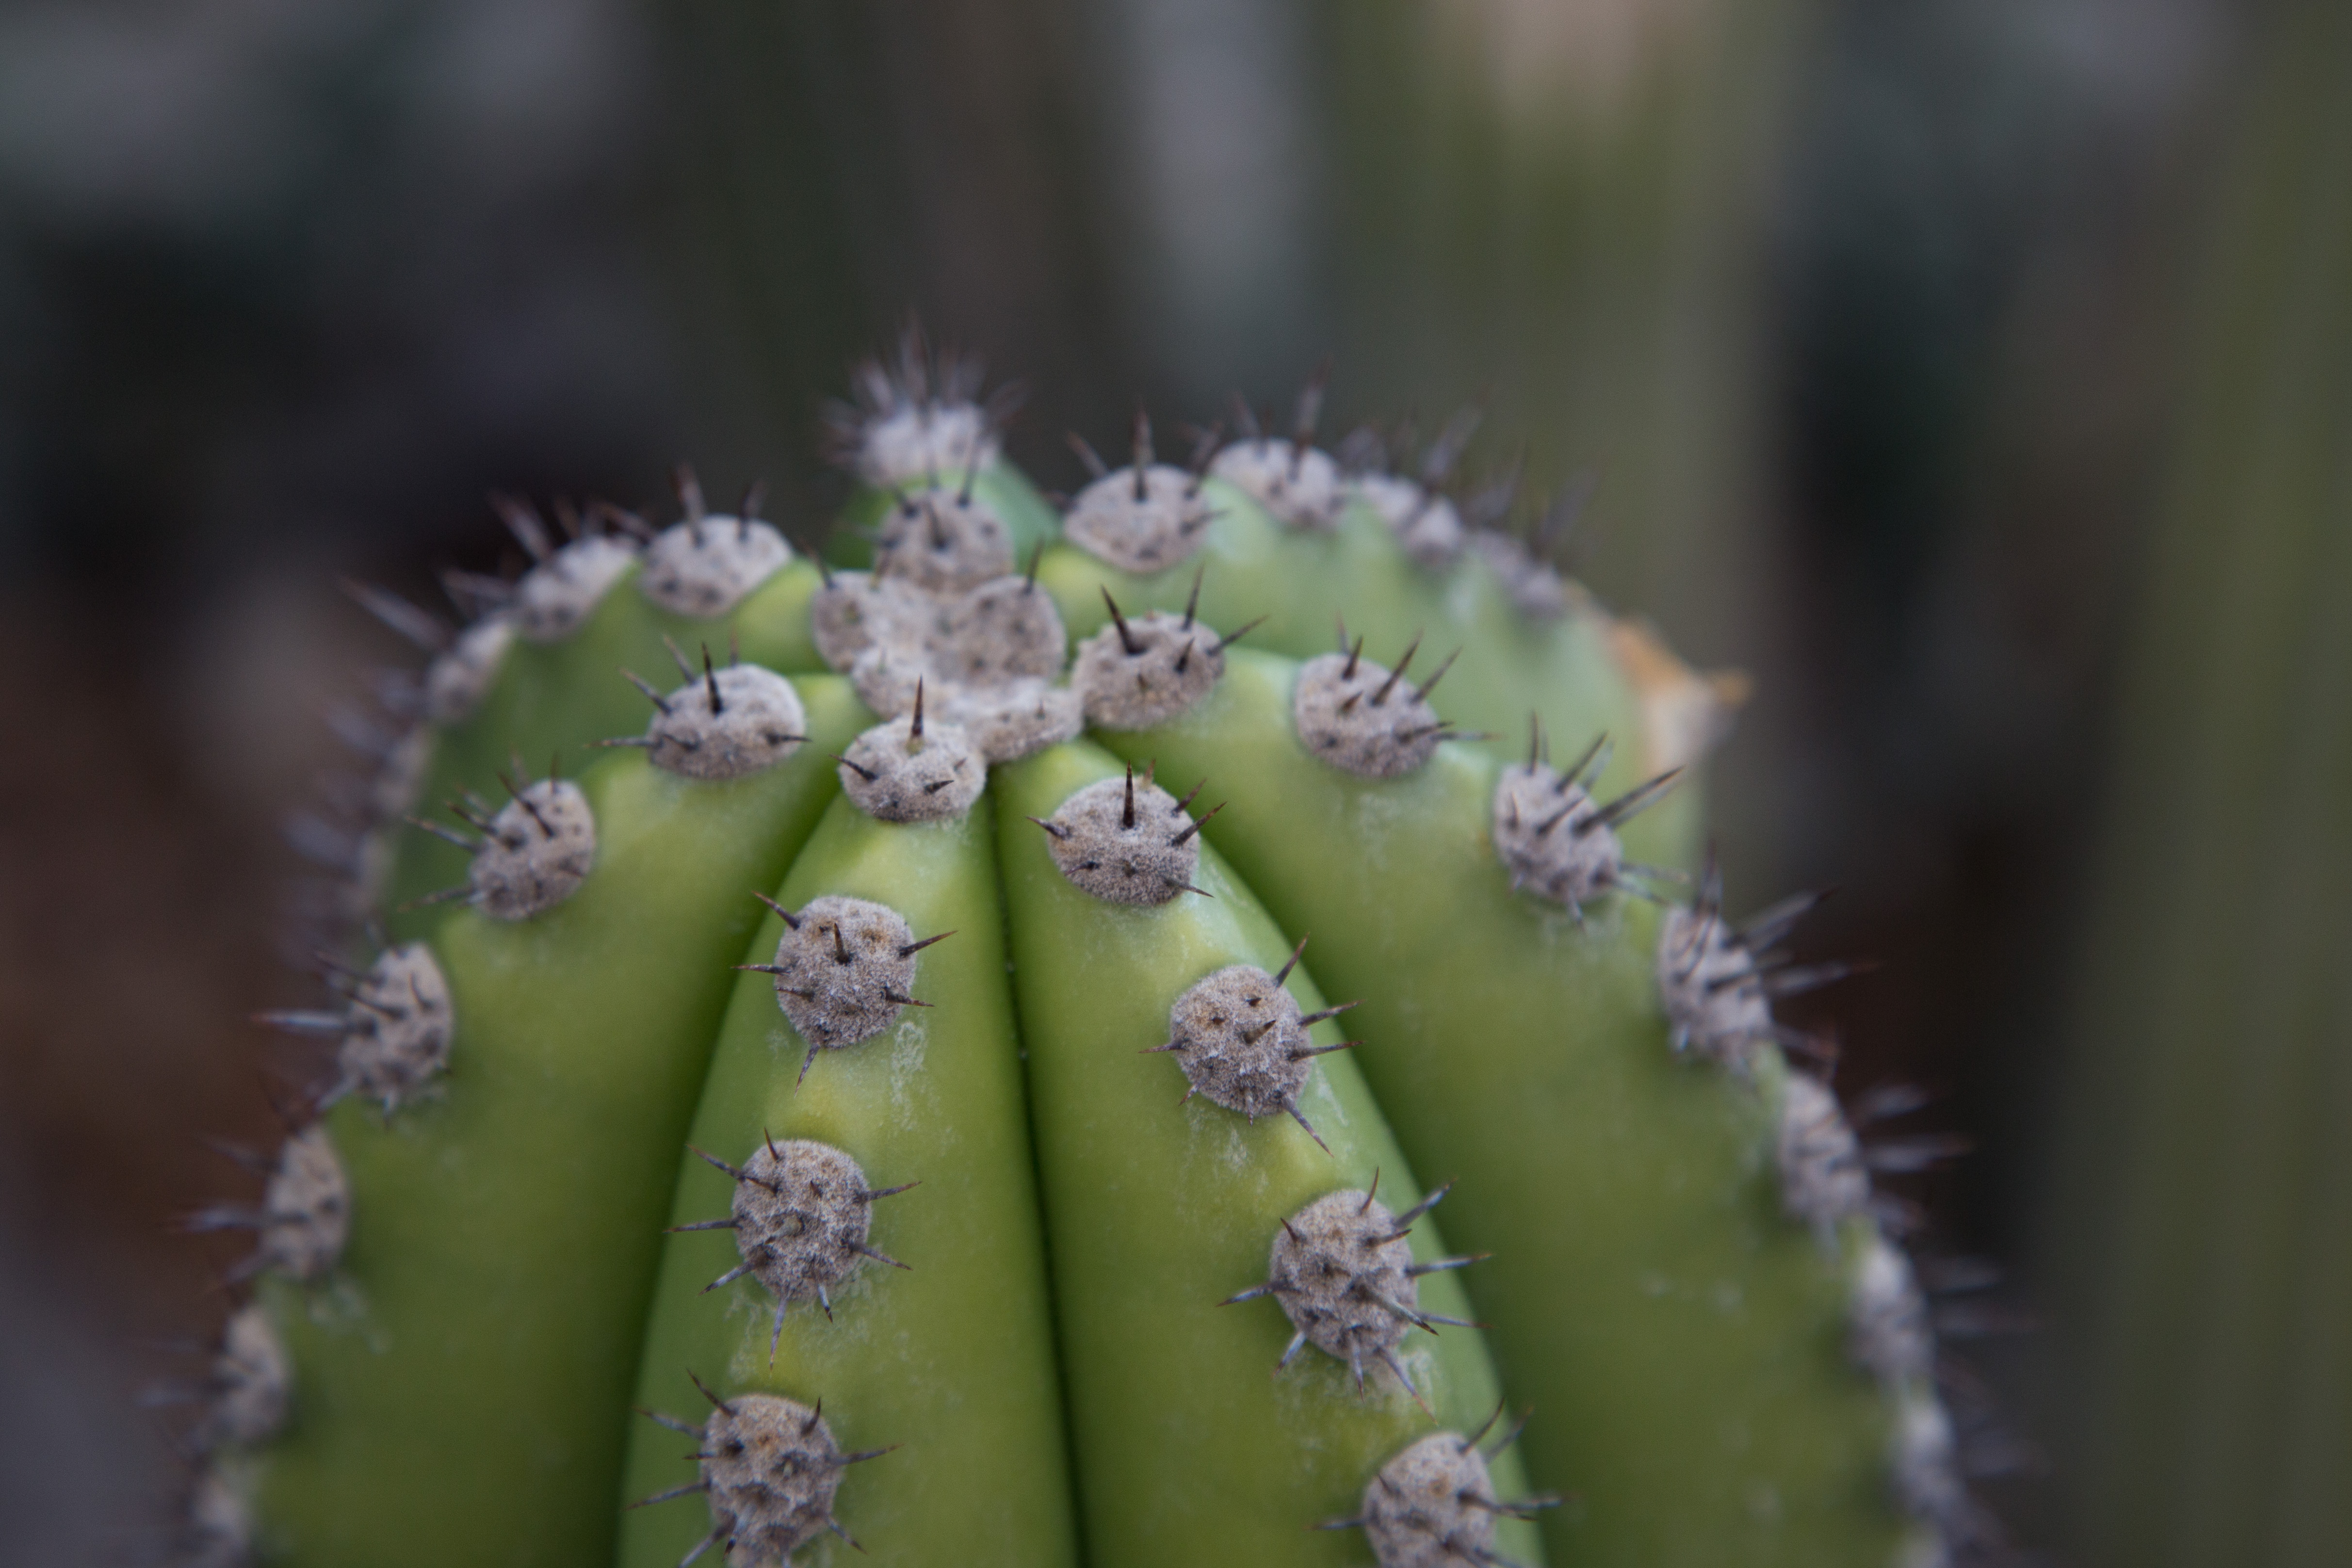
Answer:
top-left (254, 684), bottom-right (864, 1565)
top-left (993, 740), bottom-right (1541, 1568)
top-left (1086, 651), bottom-right (1906, 1567)
top-left (191, 353), bottom-right (1964, 1568)
top-left (619, 796), bottom-right (1074, 1568)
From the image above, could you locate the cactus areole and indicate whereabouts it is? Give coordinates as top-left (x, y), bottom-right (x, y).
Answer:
top-left (187, 336), bottom-right (1974, 1568)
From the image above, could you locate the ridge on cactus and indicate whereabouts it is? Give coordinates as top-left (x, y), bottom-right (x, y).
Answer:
top-left (172, 327), bottom-right (1993, 1568)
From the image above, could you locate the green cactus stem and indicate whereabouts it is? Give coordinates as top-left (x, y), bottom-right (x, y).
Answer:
top-left (619, 796), bottom-right (1074, 1568)
top-left (994, 741), bottom-right (1542, 1567)
top-left (1087, 648), bottom-right (1918, 1566)
top-left (186, 346), bottom-right (1968, 1568)
top-left (246, 691), bottom-right (863, 1566)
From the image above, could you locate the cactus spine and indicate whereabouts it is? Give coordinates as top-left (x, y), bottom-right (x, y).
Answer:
top-left (185, 338), bottom-right (1973, 1568)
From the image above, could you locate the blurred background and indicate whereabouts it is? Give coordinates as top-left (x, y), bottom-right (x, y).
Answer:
top-left (2, 0), bottom-right (2344, 1562)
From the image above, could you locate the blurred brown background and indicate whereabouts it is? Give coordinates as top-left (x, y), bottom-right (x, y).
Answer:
top-left (0, 0), bottom-right (2318, 1561)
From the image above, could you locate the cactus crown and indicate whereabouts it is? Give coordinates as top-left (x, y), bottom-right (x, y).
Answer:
top-left (178, 332), bottom-right (1983, 1568)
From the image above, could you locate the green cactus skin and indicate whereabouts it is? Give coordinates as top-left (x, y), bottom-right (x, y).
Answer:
top-left (379, 552), bottom-right (830, 927)
top-left (618, 796), bottom-right (1075, 1568)
top-left (252, 686), bottom-right (864, 1567)
top-left (1027, 479), bottom-right (1716, 860)
top-left (1086, 649), bottom-right (1910, 1567)
top-left (189, 353), bottom-right (1965, 1568)
top-left (994, 740), bottom-right (1543, 1567)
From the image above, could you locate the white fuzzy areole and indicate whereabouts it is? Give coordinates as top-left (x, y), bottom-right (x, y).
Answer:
top-left (638, 517), bottom-right (792, 617)
top-left (1851, 1234), bottom-right (1933, 1385)
top-left (1491, 761), bottom-right (1622, 912)
top-left (1291, 652), bottom-right (1447, 779)
top-left (846, 643), bottom-right (925, 720)
top-left (332, 943), bottom-right (453, 1114)
top-left (766, 895), bottom-right (922, 1051)
top-left (1211, 438), bottom-right (1345, 530)
top-left (810, 572), bottom-right (937, 672)
top-left (1656, 905), bottom-right (1773, 1068)
top-left (647, 665), bottom-right (807, 781)
top-left (699, 1393), bottom-right (852, 1565)
top-left (1892, 1391), bottom-right (1966, 1532)
top-left (1468, 528), bottom-right (1570, 618)
top-left (940, 679), bottom-right (1083, 764)
top-left (423, 616), bottom-right (513, 724)
top-left (371, 726), bottom-right (434, 821)
top-left (730, 1140), bottom-right (882, 1312)
top-left (1361, 1432), bottom-right (1500, 1568)
top-left (1777, 1071), bottom-right (1869, 1242)
top-left (513, 535), bottom-right (637, 644)
top-left (1063, 465), bottom-right (1216, 572)
top-left (1352, 472), bottom-right (1465, 568)
top-left (185, 1465), bottom-right (253, 1568)
top-left (1037, 773), bottom-right (1202, 905)
top-left (201, 1305), bottom-right (290, 1450)
top-left (467, 779), bottom-right (595, 920)
top-left (1071, 610), bottom-right (1222, 730)
top-left (837, 712), bottom-right (985, 823)
top-left (263, 1126), bottom-right (349, 1281)
top-left (937, 577), bottom-right (1067, 684)
top-left (1267, 1190), bottom-right (1418, 1378)
top-left (1163, 965), bottom-right (1314, 1123)
top-left (857, 399), bottom-right (998, 488)
top-left (873, 487), bottom-right (1014, 595)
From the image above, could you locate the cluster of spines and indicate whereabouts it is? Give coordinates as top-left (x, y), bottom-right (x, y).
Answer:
top-left (1073, 370), bottom-right (2002, 1562)
top-left (632, 1377), bottom-right (897, 1566)
top-left (1219, 1178), bottom-right (1481, 1401)
top-left (1316, 1406), bottom-right (1561, 1568)
top-left (177, 470), bottom-right (809, 1560)
top-left (174, 347), bottom-right (2003, 1567)
top-left (1652, 857), bottom-right (2009, 1559)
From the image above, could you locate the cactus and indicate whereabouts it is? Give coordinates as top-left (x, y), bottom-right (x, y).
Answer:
top-left (179, 334), bottom-right (1977, 1568)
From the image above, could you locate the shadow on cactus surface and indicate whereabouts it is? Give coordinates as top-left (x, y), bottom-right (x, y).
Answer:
top-left (173, 334), bottom-right (1993, 1568)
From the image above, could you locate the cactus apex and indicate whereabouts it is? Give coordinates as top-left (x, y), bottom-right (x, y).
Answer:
top-left (939, 679), bottom-right (1085, 764)
top-left (834, 697), bottom-right (985, 822)
top-left (828, 322), bottom-right (1011, 488)
top-left (808, 570), bottom-right (929, 672)
top-left (875, 486), bottom-right (1016, 596)
top-left (1071, 586), bottom-right (1226, 730)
